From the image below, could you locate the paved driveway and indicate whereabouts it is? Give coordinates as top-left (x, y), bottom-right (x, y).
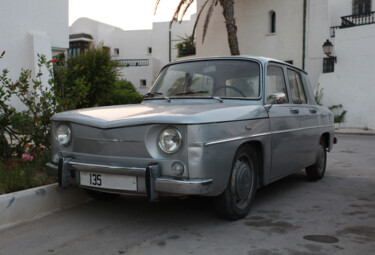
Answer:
top-left (0, 135), bottom-right (374, 255)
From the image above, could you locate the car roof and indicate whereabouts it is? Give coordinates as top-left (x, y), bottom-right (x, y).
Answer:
top-left (166, 55), bottom-right (307, 74)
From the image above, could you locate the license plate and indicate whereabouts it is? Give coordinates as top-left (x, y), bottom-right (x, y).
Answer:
top-left (80, 172), bottom-right (137, 191)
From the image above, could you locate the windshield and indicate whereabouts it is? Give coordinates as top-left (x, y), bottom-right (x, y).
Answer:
top-left (149, 60), bottom-right (261, 99)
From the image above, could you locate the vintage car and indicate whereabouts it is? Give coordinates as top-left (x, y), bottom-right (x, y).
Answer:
top-left (48, 56), bottom-right (336, 220)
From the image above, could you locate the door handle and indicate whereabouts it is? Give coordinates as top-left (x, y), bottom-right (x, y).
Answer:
top-left (310, 109), bottom-right (317, 114)
top-left (290, 108), bottom-right (299, 114)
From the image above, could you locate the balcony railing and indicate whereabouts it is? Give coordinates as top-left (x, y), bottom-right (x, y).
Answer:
top-left (341, 11), bottom-right (375, 28)
top-left (330, 26), bottom-right (341, 37)
top-left (330, 11), bottom-right (375, 37)
top-left (116, 59), bottom-right (149, 67)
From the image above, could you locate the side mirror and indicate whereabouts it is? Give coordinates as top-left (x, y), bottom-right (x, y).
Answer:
top-left (266, 92), bottom-right (287, 105)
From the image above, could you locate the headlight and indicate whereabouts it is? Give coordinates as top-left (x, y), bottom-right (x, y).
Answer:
top-left (158, 127), bottom-right (182, 154)
top-left (56, 124), bottom-right (71, 146)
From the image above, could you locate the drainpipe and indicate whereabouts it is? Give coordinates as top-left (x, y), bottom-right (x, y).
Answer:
top-left (302, 0), bottom-right (307, 70)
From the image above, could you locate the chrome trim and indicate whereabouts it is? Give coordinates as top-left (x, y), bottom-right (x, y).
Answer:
top-left (155, 177), bottom-right (213, 195)
top-left (205, 132), bottom-right (271, 146)
top-left (76, 137), bottom-right (139, 143)
top-left (204, 124), bottom-right (335, 146)
top-left (69, 160), bottom-right (146, 176)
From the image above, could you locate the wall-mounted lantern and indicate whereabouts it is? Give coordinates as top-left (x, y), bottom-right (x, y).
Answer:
top-left (322, 39), bottom-right (337, 62)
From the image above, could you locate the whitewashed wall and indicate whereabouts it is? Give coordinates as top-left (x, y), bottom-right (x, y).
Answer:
top-left (195, 0), bottom-right (305, 66)
top-left (318, 25), bottom-right (375, 129)
top-left (0, 0), bottom-right (69, 110)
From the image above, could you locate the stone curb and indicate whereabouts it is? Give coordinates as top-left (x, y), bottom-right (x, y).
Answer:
top-left (0, 183), bottom-right (90, 230)
top-left (335, 129), bottom-right (375, 136)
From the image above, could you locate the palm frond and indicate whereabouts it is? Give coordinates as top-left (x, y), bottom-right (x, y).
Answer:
top-left (180, 0), bottom-right (195, 22)
top-left (202, 0), bottom-right (216, 43)
top-left (190, 0), bottom-right (210, 41)
top-left (170, 0), bottom-right (189, 28)
top-left (154, 0), bottom-right (161, 15)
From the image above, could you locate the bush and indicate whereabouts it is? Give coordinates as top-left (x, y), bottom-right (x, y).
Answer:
top-left (53, 47), bottom-right (121, 110)
top-left (106, 80), bottom-right (143, 105)
top-left (0, 157), bottom-right (56, 194)
top-left (0, 48), bottom-right (142, 193)
top-left (175, 35), bottom-right (196, 57)
top-left (0, 53), bottom-right (59, 163)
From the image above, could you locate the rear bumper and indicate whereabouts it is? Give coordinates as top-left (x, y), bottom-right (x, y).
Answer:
top-left (47, 159), bottom-right (212, 200)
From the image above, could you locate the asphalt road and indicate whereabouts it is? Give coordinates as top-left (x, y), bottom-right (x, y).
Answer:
top-left (0, 135), bottom-right (374, 255)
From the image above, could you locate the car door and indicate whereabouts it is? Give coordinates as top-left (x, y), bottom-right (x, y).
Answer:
top-left (286, 68), bottom-right (318, 170)
top-left (265, 64), bottom-right (301, 181)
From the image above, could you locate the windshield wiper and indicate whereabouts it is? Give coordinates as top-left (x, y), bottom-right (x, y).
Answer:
top-left (175, 90), bottom-right (209, 96)
top-left (143, 92), bottom-right (171, 102)
top-left (211, 96), bottom-right (223, 103)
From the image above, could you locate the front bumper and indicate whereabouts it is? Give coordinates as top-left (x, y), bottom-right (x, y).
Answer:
top-left (47, 159), bottom-right (212, 201)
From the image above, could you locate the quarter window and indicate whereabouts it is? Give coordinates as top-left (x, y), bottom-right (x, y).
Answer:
top-left (287, 69), bottom-right (307, 104)
top-left (266, 66), bottom-right (288, 103)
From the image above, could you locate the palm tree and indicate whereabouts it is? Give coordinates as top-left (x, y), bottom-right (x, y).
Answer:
top-left (154, 0), bottom-right (240, 55)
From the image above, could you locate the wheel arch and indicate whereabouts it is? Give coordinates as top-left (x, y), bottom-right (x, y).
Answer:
top-left (239, 140), bottom-right (265, 188)
top-left (321, 132), bottom-right (330, 151)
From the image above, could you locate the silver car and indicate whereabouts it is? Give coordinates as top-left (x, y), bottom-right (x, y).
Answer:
top-left (48, 56), bottom-right (336, 220)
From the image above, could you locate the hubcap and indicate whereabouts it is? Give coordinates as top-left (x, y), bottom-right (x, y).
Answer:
top-left (231, 154), bottom-right (254, 209)
top-left (316, 144), bottom-right (326, 174)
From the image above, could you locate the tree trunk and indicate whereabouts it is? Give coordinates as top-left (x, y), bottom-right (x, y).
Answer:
top-left (218, 0), bottom-right (240, 55)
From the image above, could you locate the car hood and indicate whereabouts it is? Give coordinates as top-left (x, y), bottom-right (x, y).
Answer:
top-left (52, 100), bottom-right (268, 129)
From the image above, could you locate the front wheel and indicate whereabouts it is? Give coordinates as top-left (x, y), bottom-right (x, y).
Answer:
top-left (214, 145), bottom-right (259, 220)
top-left (305, 138), bottom-right (327, 181)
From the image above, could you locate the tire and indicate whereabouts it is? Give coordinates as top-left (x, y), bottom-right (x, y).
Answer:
top-left (305, 138), bottom-right (327, 181)
top-left (214, 145), bottom-right (259, 220)
top-left (84, 189), bottom-right (120, 201)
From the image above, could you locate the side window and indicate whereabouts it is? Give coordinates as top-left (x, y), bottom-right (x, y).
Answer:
top-left (287, 69), bottom-right (307, 104)
top-left (266, 66), bottom-right (288, 104)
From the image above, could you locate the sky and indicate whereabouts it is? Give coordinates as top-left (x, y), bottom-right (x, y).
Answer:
top-left (69, 0), bottom-right (197, 30)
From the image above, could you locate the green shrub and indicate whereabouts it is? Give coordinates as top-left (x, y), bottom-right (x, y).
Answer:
top-left (53, 47), bottom-right (121, 110)
top-left (329, 104), bottom-right (347, 125)
top-left (106, 80), bottom-right (143, 105)
top-left (175, 35), bottom-right (196, 57)
top-left (0, 159), bottom-right (56, 194)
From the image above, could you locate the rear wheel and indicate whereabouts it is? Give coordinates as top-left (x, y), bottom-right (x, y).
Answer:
top-left (306, 138), bottom-right (327, 181)
top-left (214, 145), bottom-right (259, 220)
top-left (84, 189), bottom-right (120, 200)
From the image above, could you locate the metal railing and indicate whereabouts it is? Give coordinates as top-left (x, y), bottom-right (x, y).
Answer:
top-left (116, 59), bottom-right (149, 67)
top-left (330, 26), bottom-right (341, 37)
top-left (341, 11), bottom-right (375, 28)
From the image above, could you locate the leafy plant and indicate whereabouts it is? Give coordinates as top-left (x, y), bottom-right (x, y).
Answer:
top-left (329, 104), bottom-right (347, 125)
top-left (0, 159), bottom-right (56, 194)
top-left (175, 35), bottom-right (196, 57)
top-left (107, 80), bottom-right (143, 105)
top-left (0, 53), bottom-right (59, 163)
top-left (314, 83), bottom-right (324, 106)
top-left (53, 46), bottom-right (121, 110)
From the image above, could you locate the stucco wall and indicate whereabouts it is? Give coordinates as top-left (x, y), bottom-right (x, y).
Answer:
top-left (0, 0), bottom-right (69, 110)
top-left (195, 0), bottom-right (305, 68)
top-left (318, 24), bottom-right (375, 129)
top-left (305, 0), bottom-right (330, 88)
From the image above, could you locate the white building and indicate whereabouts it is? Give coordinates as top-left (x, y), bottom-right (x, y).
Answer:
top-left (0, 0), bottom-right (69, 110)
top-left (194, 0), bottom-right (375, 129)
top-left (69, 17), bottom-right (195, 94)
top-left (319, 0), bottom-right (375, 129)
